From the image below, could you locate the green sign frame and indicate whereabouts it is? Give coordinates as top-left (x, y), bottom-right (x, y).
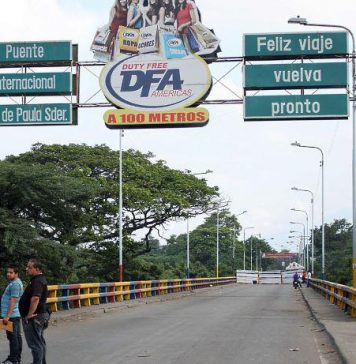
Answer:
top-left (0, 72), bottom-right (72, 96)
top-left (244, 94), bottom-right (349, 121)
top-left (0, 41), bottom-right (72, 64)
top-left (244, 62), bottom-right (348, 89)
top-left (0, 104), bottom-right (76, 126)
top-left (244, 32), bottom-right (348, 59)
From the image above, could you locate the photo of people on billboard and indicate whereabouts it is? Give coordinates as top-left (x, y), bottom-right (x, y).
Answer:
top-left (91, 0), bottom-right (220, 62)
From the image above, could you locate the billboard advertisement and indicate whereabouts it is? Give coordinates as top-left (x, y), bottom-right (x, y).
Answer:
top-left (91, 0), bottom-right (220, 62)
top-left (94, 0), bottom-right (219, 128)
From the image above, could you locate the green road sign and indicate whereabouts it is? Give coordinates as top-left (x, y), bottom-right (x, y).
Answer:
top-left (0, 104), bottom-right (75, 126)
top-left (0, 72), bottom-right (72, 96)
top-left (244, 94), bottom-right (349, 121)
top-left (0, 41), bottom-right (72, 63)
top-left (244, 32), bottom-right (348, 59)
top-left (244, 62), bottom-right (348, 89)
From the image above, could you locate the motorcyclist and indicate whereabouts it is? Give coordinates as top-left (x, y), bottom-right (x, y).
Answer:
top-left (293, 272), bottom-right (301, 289)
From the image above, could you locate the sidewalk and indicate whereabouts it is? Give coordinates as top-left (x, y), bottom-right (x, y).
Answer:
top-left (301, 286), bottom-right (356, 364)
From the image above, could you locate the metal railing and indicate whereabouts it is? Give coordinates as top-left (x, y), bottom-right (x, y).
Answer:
top-left (46, 277), bottom-right (236, 312)
top-left (309, 278), bottom-right (356, 318)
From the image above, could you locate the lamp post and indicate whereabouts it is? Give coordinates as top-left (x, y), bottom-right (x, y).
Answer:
top-left (291, 141), bottom-right (325, 278)
top-left (217, 208), bottom-right (220, 278)
top-left (291, 208), bottom-right (309, 271)
top-left (186, 169), bottom-right (213, 278)
top-left (289, 234), bottom-right (305, 263)
top-left (290, 222), bottom-right (306, 267)
top-left (233, 210), bottom-right (247, 271)
top-left (250, 233), bottom-right (261, 271)
top-left (243, 226), bottom-right (254, 270)
top-left (292, 187), bottom-right (315, 275)
top-left (118, 130), bottom-right (124, 282)
top-left (288, 15), bottom-right (354, 284)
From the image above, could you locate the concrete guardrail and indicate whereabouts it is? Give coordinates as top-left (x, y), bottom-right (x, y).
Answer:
top-left (46, 277), bottom-right (236, 312)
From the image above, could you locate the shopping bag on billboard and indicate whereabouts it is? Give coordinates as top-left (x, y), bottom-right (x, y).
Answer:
top-left (138, 24), bottom-right (160, 54)
top-left (186, 28), bottom-right (201, 53)
top-left (90, 24), bottom-right (115, 54)
top-left (160, 33), bottom-right (186, 59)
top-left (190, 23), bottom-right (220, 49)
top-left (118, 26), bottom-right (140, 53)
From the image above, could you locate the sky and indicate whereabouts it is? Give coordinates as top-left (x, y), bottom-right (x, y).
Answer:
top-left (0, 0), bottom-right (354, 252)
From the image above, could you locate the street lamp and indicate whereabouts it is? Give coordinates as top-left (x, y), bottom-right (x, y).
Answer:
top-left (186, 169), bottom-right (213, 278)
top-left (288, 15), bottom-right (355, 286)
top-left (291, 208), bottom-right (309, 271)
top-left (217, 208), bottom-right (220, 278)
top-left (233, 210), bottom-right (248, 267)
top-left (290, 221), bottom-right (306, 267)
top-left (243, 226), bottom-right (254, 270)
top-left (292, 187), bottom-right (315, 275)
top-left (118, 130), bottom-right (124, 282)
top-left (291, 141), bottom-right (325, 279)
top-left (289, 234), bottom-right (305, 263)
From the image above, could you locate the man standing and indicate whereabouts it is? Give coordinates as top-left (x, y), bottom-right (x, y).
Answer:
top-left (1, 265), bottom-right (23, 364)
top-left (19, 259), bottom-right (49, 364)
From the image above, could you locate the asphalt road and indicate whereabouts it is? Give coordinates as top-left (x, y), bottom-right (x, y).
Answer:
top-left (0, 285), bottom-right (342, 364)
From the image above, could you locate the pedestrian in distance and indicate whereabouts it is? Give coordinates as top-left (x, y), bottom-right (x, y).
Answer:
top-left (19, 259), bottom-right (49, 364)
top-left (302, 270), bottom-right (307, 284)
top-left (307, 271), bottom-right (312, 287)
top-left (1, 265), bottom-right (23, 364)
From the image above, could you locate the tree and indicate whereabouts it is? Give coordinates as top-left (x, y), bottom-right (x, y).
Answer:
top-left (313, 219), bottom-right (352, 285)
top-left (6, 144), bottom-right (219, 251)
top-left (159, 210), bottom-right (266, 278)
top-left (0, 143), bottom-right (219, 282)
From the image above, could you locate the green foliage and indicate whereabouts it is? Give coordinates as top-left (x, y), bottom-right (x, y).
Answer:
top-left (157, 210), bottom-right (275, 278)
top-left (313, 219), bottom-right (352, 285)
top-left (0, 143), bottom-right (219, 285)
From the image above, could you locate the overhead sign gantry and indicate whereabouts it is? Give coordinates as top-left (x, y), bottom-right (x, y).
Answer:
top-left (243, 32), bottom-right (350, 121)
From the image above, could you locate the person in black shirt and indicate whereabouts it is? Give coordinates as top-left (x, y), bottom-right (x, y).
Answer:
top-left (19, 259), bottom-right (49, 364)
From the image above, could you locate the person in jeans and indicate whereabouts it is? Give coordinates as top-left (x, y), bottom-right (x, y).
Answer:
top-left (1, 265), bottom-right (23, 364)
top-left (19, 259), bottom-right (49, 364)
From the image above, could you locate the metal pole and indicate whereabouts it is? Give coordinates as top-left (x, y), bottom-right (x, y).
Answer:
top-left (292, 209), bottom-right (309, 271)
top-left (243, 229), bottom-right (246, 270)
top-left (288, 17), bottom-right (355, 285)
top-left (186, 170), bottom-right (213, 279)
top-left (119, 130), bottom-right (123, 282)
top-left (321, 152), bottom-right (325, 279)
top-left (303, 225), bottom-right (306, 269)
top-left (233, 225), bottom-right (236, 259)
top-left (353, 39), bottom-right (356, 288)
top-left (216, 210), bottom-right (220, 278)
top-left (233, 225), bottom-right (236, 274)
top-left (187, 219), bottom-right (190, 279)
top-left (311, 194), bottom-right (315, 276)
top-left (255, 247), bottom-right (258, 271)
top-left (250, 237), bottom-right (253, 270)
top-left (351, 30), bottom-right (356, 289)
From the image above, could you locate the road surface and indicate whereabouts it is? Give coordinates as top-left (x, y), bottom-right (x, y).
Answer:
top-left (0, 284), bottom-right (342, 363)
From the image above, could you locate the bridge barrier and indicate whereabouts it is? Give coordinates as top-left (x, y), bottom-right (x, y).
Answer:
top-left (309, 278), bottom-right (356, 318)
top-left (46, 277), bottom-right (236, 312)
top-left (260, 271), bottom-right (282, 284)
top-left (236, 270), bottom-right (304, 284)
top-left (236, 270), bottom-right (259, 284)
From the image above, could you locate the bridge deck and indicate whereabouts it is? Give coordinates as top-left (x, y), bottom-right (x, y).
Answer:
top-left (0, 284), bottom-right (343, 363)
